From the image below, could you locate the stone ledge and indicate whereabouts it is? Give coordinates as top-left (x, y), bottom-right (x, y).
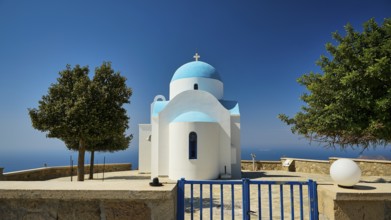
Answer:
top-left (241, 158), bottom-right (391, 176)
top-left (3, 163), bottom-right (131, 181)
top-left (241, 160), bottom-right (280, 163)
top-left (318, 183), bottom-right (391, 220)
top-left (0, 181), bottom-right (176, 199)
top-left (330, 157), bottom-right (391, 164)
top-left (0, 180), bottom-right (177, 220)
top-left (318, 183), bottom-right (391, 201)
top-left (281, 157), bottom-right (329, 163)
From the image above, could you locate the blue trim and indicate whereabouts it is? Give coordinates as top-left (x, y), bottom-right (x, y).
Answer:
top-left (177, 178), bottom-right (185, 220)
top-left (152, 101), bottom-right (169, 117)
top-left (220, 100), bottom-right (240, 115)
top-left (171, 61), bottom-right (222, 82)
top-left (308, 179), bottom-right (319, 220)
top-left (152, 99), bottom-right (239, 118)
top-left (173, 111), bottom-right (216, 122)
top-left (242, 178), bottom-right (250, 220)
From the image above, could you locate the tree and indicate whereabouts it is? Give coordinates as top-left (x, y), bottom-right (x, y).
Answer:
top-left (86, 62), bottom-right (133, 179)
top-left (279, 18), bottom-right (391, 150)
top-left (88, 134), bottom-right (131, 179)
top-left (29, 62), bottom-right (132, 181)
top-left (64, 133), bottom-right (131, 179)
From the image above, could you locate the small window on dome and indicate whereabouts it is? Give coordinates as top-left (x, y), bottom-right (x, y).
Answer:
top-left (194, 83), bottom-right (198, 90)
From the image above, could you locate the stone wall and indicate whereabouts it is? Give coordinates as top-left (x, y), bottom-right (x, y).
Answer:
top-left (242, 158), bottom-right (391, 176)
top-left (0, 181), bottom-right (176, 220)
top-left (317, 184), bottom-right (391, 220)
top-left (283, 158), bottom-right (330, 174)
top-left (2, 163), bottom-right (131, 181)
top-left (241, 160), bottom-right (281, 171)
top-left (0, 199), bottom-right (155, 219)
top-left (330, 157), bottom-right (391, 176)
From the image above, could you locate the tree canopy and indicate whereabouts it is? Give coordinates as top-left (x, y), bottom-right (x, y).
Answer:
top-left (279, 18), bottom-right (391, 149)
top-left (29, 62), bottom-right (132, 181)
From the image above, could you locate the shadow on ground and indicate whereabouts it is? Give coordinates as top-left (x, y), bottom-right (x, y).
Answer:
top-left (360, 178), bottom-right (391, 183)
top-left (101, 175), bottom-right (151, 180)
top-left (242, 172), bottom-right (300, 179)
top-left (184, 197), bottom-right (241, 213)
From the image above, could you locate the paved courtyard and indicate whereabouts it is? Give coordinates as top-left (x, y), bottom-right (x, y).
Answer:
top-left (49, 170), bottom-right (391, 220)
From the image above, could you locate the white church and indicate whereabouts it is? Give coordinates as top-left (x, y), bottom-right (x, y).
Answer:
top-left (138, 53), bottom-right (241, 180)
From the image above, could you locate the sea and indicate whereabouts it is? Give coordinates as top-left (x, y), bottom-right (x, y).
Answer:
top-left (1, 145), bottom-right (390, 173)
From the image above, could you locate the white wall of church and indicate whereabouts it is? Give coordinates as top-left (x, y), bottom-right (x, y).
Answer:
top-left (150, 116), bottom-right (160, 180)
top-left (230, 116), bottom-right (241, 179)
top-left (156, 90), bottom-right (233, 180)
top-left (168, 122), bottom-right (220, 180)
top-left (169, 78), bottom-right (223, 100)
top-left (218, 125), bottom-right (232, 176)
top-left (138, 124), bottom-right (151, 173)
top-left (158, 118), bottom-right (170, 176)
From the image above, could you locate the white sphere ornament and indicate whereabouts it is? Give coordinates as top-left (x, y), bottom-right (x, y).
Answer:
top-left (330, 158), bottom-right (361, 187)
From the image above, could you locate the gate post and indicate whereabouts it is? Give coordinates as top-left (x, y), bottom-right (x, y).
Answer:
top-left (177, 178), bottom-right (186, 220)
top-left (308, 179), bottom-right (318, 220)
top-left (242, 178), bottom-right (250, 220)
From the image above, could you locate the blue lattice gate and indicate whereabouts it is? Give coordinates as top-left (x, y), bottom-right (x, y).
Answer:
top-left (177, 178), bottom-right (318, 220)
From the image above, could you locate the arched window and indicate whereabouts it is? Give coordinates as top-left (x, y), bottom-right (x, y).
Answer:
top-left (194, 83), bottom-right (198, 90)
top-left (189, 132), bottom-right (197, 159)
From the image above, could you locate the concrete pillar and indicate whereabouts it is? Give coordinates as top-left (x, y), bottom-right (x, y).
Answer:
top-left (318, 184), bottom-right (391, 219)
top-left (281, 158), bottom-right (296, 172)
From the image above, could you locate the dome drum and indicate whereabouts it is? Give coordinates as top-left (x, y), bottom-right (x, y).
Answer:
top-left (170, 61), bottom-right (223, 99)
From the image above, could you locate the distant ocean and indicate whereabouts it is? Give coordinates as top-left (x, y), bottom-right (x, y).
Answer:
top-left (1, 145), bottom-right (390, 173)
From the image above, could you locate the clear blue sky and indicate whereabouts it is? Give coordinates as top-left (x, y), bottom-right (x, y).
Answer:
top-left (0, 1), bottom-right (390, 168)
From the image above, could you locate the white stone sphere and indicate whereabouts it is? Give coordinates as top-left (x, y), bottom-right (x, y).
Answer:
top-left (330, 158), bottom-right (361, 187)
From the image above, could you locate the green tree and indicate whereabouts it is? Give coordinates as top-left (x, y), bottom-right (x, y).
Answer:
top-left (64, 133), bottom-right (131, 179)
top-left (88, 134), bottom-right (131, 179)
top-left (29, 62), bottom-right (132, 181)
top-left (279, 18), bottom-right (391, 149)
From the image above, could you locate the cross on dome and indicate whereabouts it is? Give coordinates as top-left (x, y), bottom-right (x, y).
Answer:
top-left (193, 52), bottom-right (200, 61)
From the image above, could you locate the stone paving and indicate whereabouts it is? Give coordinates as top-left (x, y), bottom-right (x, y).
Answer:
top-left (183, 182), bottom-right (312, 220)
top-left (49, 169), bottom-right (391, 220)
top-left (182, 171), bottom-right (316, 220)
top-left (181, 171), bottom-right (391, 220)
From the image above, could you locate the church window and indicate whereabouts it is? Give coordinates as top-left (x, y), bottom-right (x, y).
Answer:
top-left (194, 83), bottom-right (198, 90)
top-left (189, 132), bottom-right (197, 159)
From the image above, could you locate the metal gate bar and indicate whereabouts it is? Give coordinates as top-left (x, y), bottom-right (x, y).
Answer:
top-left (177, 178), bottom-right (318, 220)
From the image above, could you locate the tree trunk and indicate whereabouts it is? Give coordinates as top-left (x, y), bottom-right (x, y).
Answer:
top-left (89, 150), bottom-right (95, 179)
top-left (77, 139), bottom-right (86, 181)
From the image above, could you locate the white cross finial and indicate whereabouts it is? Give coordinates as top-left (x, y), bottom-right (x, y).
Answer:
top-left (193, 52), bottom-right (200, 61)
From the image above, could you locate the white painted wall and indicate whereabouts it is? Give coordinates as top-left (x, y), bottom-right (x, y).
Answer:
top-left (230, 116), bottom-right (241, 179)
top-left (138, 124), bottom-right (151, 173)
top-left (150, 115), bottom-right (159, 180)
top-left (169, 122), bottom-right (220, 180)
top-left (158, 116), bottom-right (170, 176)
top-left (170, 78), bottom-right (223, 100)
top-left (159, 91), bottom-right (232, 179)
top-left (148, 85), bottom-right (240, 180)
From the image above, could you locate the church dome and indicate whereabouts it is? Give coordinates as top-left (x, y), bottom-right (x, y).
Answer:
top-left (171, 61), bottom-right (222, 82)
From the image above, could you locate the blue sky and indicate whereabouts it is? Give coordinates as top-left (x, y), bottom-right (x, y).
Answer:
top-left (0, 1), bottom-right (390, 169)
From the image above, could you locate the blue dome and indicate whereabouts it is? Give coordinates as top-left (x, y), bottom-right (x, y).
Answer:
top-left (171, 61), bottom-right (222, 82)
